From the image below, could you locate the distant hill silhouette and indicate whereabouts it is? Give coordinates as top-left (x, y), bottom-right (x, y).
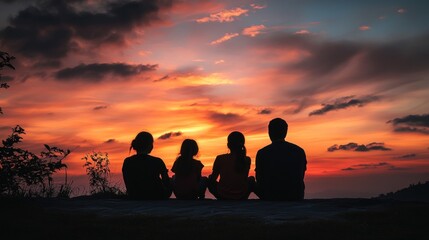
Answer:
top-left (378, 181), bottom-right (429, 202)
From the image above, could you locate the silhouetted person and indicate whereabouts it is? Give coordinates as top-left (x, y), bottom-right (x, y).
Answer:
top-left (122, 131), bottom-right (172, 200)
top-left (255, 118), bottom-right (307, 201)
top-left (171, 139), bottom-right (207, 200)
top-left (208, 131), bottom-right (255, 200)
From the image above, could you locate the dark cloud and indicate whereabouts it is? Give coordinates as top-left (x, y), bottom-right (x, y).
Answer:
top-left (341, 162), bottom-right (399, 171)
top-left (158, 131), bottom-right (182, 140)
top-left (258, 108), bottom-right (272, 115)
top-left (397, 154), bottom-right (417, 159)
top-left (328, 142), bottom-right (392, 152)
top-left (153, 75), bottom-right (170, 82)
top-left (0, 0), bottom-right (173, 61)
top-left (309, 95), bottom-right (379, 116)
top-left (93, 105), bottom-right (108, 111)
top-left (261, 33), bottom-right (429, 96)
top-left (155, 66), bottom-right (203, 82)
top-left (209, 112), bottom-right (243, 123)
top-left (387, 114), bottom-right (429, 135)
top-left (0, 75), bottom-right (13, 81)
top-left (55, 63), bottom-right (157, 81)
top-left (104, 139), bottom-right (116, 144)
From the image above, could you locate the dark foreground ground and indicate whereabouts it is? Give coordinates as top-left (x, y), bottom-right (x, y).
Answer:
top-left (1, 197), bottom-right (428, 240)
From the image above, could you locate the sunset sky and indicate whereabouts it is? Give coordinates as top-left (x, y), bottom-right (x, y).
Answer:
top-left (1, 0), bottom-right (428, 198)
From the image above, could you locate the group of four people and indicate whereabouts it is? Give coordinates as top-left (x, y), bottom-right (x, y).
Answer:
top-left (122, 118), bottom-right (307, 201)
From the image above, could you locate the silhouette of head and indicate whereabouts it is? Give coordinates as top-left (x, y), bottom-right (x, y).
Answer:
top-left (227, 131), bottom-right (245, 152)
top-left (268, 118), bottom-right (288, 142)
top-left (180, 139), bottom-right (199, 158)
top-left (130, 131), bottom-right (154, 154)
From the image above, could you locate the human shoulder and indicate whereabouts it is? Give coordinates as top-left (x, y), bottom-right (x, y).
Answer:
top-left (193, 159), bottom-right (204, 167)
top-left (257, 143), bottom-right (275, 155)
top-left (123, 154), bottom-right (138, 163)
top-left (215, 153), bottom-right (229, 160)
top-left (285, 141), bottom-right (305, 153)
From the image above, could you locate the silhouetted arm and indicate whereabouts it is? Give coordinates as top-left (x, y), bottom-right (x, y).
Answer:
top-left (255, 150), bottom-right (264, 184)
top-left (159, 161), bottom-right (172, 190)
top-left (209, 156), bottom-right (220, 182)
top-left (300, 149), bottom-right (307, 180)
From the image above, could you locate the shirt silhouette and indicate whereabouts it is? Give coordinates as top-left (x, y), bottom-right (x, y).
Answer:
top-left (122, 131), bottom-right (171, 200)
top-left (255, 118), bottom-right (307, 201)
top-left (171, 139), bottom-right (206, 200)
top-left (208, 131), bottom-right (254, 200)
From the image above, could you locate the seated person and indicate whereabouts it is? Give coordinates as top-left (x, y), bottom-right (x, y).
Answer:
top-left (122, 131), bottom-right (172, 200)
top-left (255, 118), bottom-right (307, 201)
top-left (208, 131), bottom-right (254, 200)
top-left (172, 139), bottom-right (207, 200)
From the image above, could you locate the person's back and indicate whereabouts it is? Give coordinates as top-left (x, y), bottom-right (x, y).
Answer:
top-left (256, 141), bottom-right (306, 200)
top-left (213, 153), bottom-right (251, 199)
top-left (122, 131), bottom-right (172, 200)
top-left (208, 131), bottom-right (254, 200)
top-left (172, 159), bottom-right (204, 199)
top-left (171, 139), bottom-right (206, 200)
top-left (123, 154), bottom-right (169, 199)
top-left (255, 118), bottom-right (307, 201)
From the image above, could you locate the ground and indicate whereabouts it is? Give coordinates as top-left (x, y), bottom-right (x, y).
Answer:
top-left (1, 197), bottom-right (428, 239)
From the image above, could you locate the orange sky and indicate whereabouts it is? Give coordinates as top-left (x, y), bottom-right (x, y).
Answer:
top-left (1, 0), bottom-right (428, 198)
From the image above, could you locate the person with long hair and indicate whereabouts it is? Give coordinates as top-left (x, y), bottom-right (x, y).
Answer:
top-left (122, 131), bottom-right (172, 200)
top-left (208, 131), bottom-right (254, 200)
top-left (171, 139), bottom-right (207, 200)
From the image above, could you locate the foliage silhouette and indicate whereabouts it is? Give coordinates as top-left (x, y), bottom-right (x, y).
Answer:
top-left (0, 126), bottom-right (70, 197)
top-left (0, 51), bottom-right (15, 114)
top-left (1, 51), bottom-right (71, 197)
top-left (82, 151), bottom-right (123, 196)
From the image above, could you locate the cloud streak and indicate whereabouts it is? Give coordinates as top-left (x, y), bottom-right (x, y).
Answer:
top-left (158, 131), bottom-right (182, 140)
top-left (210, 33), bottom-right (239, 45)
top-left (196, 7), bottom-right (248, 23)
top-left (387, 114), bottom-right (429, 135)
top-left (242, 25), bottom-right (266, 37)
top-left (328, 142), bottom-right (392, 152)
top-left (55, 63), bottom-right (157, 81)
top-left (258, 108), bottom-right (272, 115)
top-left (259, 33), bottom-right (429, 97)
top-left (341, 162), bottom-right (400, 171)
top-left (309, 95), bottom-right (379, 116)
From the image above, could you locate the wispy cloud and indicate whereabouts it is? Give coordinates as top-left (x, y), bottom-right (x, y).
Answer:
top-left (328, 142), bottom-right (392, 152)
top-left (250, 3), bottom-right (266, 10)
top-left (258, 108), bottom-right (272, 115)
top-left (242, 25), bottom-right (266, 37)
top-left (387, 114), bottom-right (429, 135)
top-left (359, 25), bottom-right (371, 31)
top-left (309, 95), bottom-right (379, 116)
top-left (104, 139), bottom-right (117, 144)
top-left (259, 33), bottom-right (429, 97)
top-left (397, 8), bottom-right (406, 14)
top-left (294, 29), bottom-right (311, 35)
top-left (209, 112), bottom-right (243, 123)
top-left (93, 105), bottom-right (108, 111)
top-left (210, 33), bottom-right (239, 45)
top-left (396, 153), bottom-right (417, 159)
top-left (55, 63), bottom-right (157, 81)
top-left (158, 131), bottom-right (182, 140)
top-left (342, 162), bottom-right (400, 171)
top-left (196, 7), bottom-right (248, 23)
